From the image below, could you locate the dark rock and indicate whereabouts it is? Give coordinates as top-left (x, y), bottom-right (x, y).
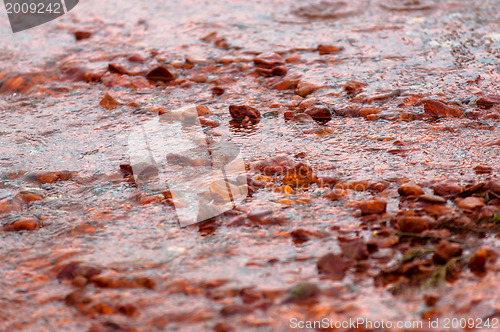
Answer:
top-left (3, 215), bottom-right (41, 232)
top-left (74, 31), bottom-right (92, 41)
top-left (229, 105), bottom-right (261, 120)
top-left (418, 194), bottom-right (447, 204)
top-left (344, 80), bottom-right (366, 95)
top-left (433, 182), bottom-right (462, 197)
top-left (358, 199), bottom-right (387, 215)
top-left (341, 239), bottom-right (369, 260)
top-left (317, 253), bottom-right (349, 279)
top-left (99, 94), bottom-right (121, 109)
top-left (456, 197), bottom-right (485, 210)
top-left (433, 240), bottom-right (462, 264)
top-left (282, 163), bottom-right (316, 188)
top-left (398, 183), bottom-right (425, 196)
top-left (57, 262), bottom-right (102, 281)
top-left (60, 67), bottom-right (87, 82)
top-left (305, 103), bottom-right (333, 124)
top-left (474, 165), bottom-right (494, 174)
top-left (145, 66), bottom-right (176, 82)
top-left (317, 44), bottom-right (342, 54)
top-left (468, 248), bottom-right (488, 273)
top-left (295, 80), bottom-right (321, 97)
top-left (254, 52), bottom-right (285, 68)
top-left (220, 304), bottom-right (252, 317)
top-left (424, 100), bottom-right (462, 118)
top-left (108, 63), bottom-right (128, 75)
top-left (396, 216), bottom-right (432, 233)
top-left (487, 180), bottom-right (500, 195)
top-left (284, 282), bottom-right (320, 303)
top-left (249, 155), bottom-right (296, 175)
top-left (477, 94), bottom-right (500, 107)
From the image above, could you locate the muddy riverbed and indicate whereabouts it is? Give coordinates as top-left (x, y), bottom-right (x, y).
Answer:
top-left (1, 0), bottom-right (499, 331)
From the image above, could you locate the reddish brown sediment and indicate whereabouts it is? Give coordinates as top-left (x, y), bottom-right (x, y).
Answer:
top-left (0, 0), bottom-right (499, 330)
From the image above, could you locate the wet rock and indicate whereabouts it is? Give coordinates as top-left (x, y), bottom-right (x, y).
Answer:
top-left (99, 94), bottom-right (122, 110)
top-left (293, 1), bottom-right (359, 19)
top-left (398, 183), bottom-right (425, 197)
top-left (57, 262), bottom-right (102, 282)
top-left (145, 66), bottom-right (176, 82)
top-left (33, 171), bottom-right (60, 184)
top-left (239, 288), bottom-right (262, 304)
top-left (220, 304), bottom-right (252, 317)
top-left (209, 180), bottom-right (242, 202)
top-left (317, 176), bottom-right (340, 188)
top-left (283, 163), bottom-right (316, 188)
top-left (295, 80), bottom-right (321, 97)
top-left (274, 72), bottom-right (302, 90)
top-left (108, 63), bottom-right (128, 75)
top-left (380, 0), bottom-right (435, 11)
top-left (365, 89), bottom-right (401, 103)
top-left (323, 189), bottom-right (349, 201)
top-left (213, 322), bottom-right (235, 332)
top-left (368, 234), bottom-right (399, 249)
top-left (305, 103), bottom-right (333, 124)
top-left (283, 111), bottom-right (294, 121)
top-left (341, 239), bottom-right (369, 260)
top-left (423, 293), bottom-right (441, 307)
top-left (128, 54), bottom-right (146, 63)
top-left (357, 199), bottom-right (387, 215)
top-left (211, 86), bottom-right (225, 96)
top-left (317, 44), bottom-right (342, 54)
top-left (458, 182), bottom-right (486, 197)
top-left (254, 52), bottom-right (285, 69)
top-left (468, 248), bottom-right (488, 273)
top-left (60, 67), bottom-right (87, 82)
top-left (343, 80), bottom-right (366, 95)
top-left (486, 180), bottom-right (500, 195)
top-left (16, 190), bottom-right (43, 203)
top-left (396, 216), bottom-right (432, 233)
top-left (424, 100), bottom-right (462, 118)
top-left (90, 272), bottom-right (155, 289)
top-left (293, 113), bottom-right (316, 123)
top-left (283, 282), bottom-right (320, 303)
top-left (259, 215), bottom-right (289, 225)
top-left (240, 116), bottom-right (253, 127)
top-left (74, 30), bottom-right (92, 40)
top-left (254, 52), bottom-right (287, 76)
top-left (474, 165), bottom-right (494, 174)
top-left (317, 253), bottom-right (349, 279)
top-left (477, 94), bottom-right (500, 108)
top-left (167, 154), bottom-right (210, 167)
top-left (0, 72), bottom-right (55, 94)
top-left (249, 155), bottom-right (296, 175)
top-left (3, 215), bottom-right (41, 232)
top-left (433, 240), bottom-right (462, 264)
top-left (359, 106), bottom-right (382, 118)
top-left (456, 197), bottom-right (485, 210)
top-left (368, 181), bottom-right (390, 192)
top-left (199, 116), bottom-right (220, 128)
top-left (229, 105), bottom-right (261, 120)
top-left (1, 198), bottom-right (22, 215)
top-left (433, 182), bottom-right (462, 197)
top-left (270, 66), bottom-right (288, 76)
top-left (290, 229), bottom-right (327, 243)
top-left (88, 322), bottom-right (133, 332)
top-left (418, 194), bottom-right (447, 204)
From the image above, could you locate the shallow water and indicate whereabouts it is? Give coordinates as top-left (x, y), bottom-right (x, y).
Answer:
top-left (0, 0), bottom-right (499, 331)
